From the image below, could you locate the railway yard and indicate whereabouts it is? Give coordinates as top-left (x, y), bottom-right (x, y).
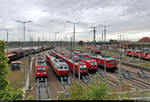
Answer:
top-left (4, 44), bottom-right (150, 100)
top-left (2, 0), bottom-right (150, 101)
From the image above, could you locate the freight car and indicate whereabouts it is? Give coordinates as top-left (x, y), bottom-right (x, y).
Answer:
top-left (84, 55), bottom-right (118, 72)
top-left (6, 46), bottom-right (53, 63)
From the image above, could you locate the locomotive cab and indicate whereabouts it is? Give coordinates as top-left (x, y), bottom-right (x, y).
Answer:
top-left (80, 57), bottom-right (98, 73)
top-left (35, 59), bottom-right (48, 80)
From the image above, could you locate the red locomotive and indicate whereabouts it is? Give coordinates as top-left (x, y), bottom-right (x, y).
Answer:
top-left (133, 50), bottom-right (142, 58)
top-left (84, 55), bottom-right (118, 72)
top-left (50, 50), bottom-right (88, 77)
top-left (87, 46), bottom-right (101, 54)
top-left (80, 56), bottom-right (98, 73)
top-left (125, 50), bottom-right (134, 57)
top-left (125, 49), bottom-right (150, 60)
top-left (35, 56), bottom-right (48, 80)
top-left (142, 51), bottom-right (150, 60)
top-left (46, 54), bottom-right (70, 79)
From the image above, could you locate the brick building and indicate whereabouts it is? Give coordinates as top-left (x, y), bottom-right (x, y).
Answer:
top-left (139, 37), bottom-right (150, 43)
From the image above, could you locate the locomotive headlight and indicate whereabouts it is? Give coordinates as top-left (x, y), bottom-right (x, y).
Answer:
top-left (43, 72), bottom-right (46, 74)
top-left (37, 72), bottom-right (40, 74)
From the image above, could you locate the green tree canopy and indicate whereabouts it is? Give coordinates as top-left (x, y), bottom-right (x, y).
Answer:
top-left (0, 40), bottom-right (23, 100)
top-left (59, 74), bottom-right (130, 100)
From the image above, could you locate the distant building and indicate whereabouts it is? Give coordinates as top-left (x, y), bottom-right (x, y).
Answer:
top-left (117, 41), bottom-right (131, 48)
top-left (139, 37), bottom-right (150, 43)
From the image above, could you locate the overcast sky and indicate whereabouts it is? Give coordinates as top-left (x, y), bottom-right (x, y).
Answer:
top-left (0, 0), bottom-right (150, 42)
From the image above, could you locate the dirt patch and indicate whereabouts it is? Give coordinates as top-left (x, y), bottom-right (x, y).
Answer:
top-left (7, 56), bottom-right (29, 89)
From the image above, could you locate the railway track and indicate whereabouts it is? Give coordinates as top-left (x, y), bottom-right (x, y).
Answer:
top-left (81, 75), bottom-right (91, 85)
top-left (96, 69), bottom-right (119, 86)
top-left (36, 78), bottom-right (51, 100)
top-left (104, 68), bottom-right (150, 89)
top-left (121, 69), bottom-right (150, 89)
top-left (60, 80), bottom-right (70, 97)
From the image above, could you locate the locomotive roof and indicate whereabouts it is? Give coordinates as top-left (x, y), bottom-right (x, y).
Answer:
top-left (134, 50), bottom-right (142, 52)
top-left (51, 56), bottom-right (68, 67)
top-left (96, 55), bottom-right (115, 60)
top-left (35, 60), bottom-right (46, 65)
top-left (80, 57), bottom-right (93, 60)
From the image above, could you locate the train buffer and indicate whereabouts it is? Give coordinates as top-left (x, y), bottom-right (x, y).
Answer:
top-left (137, 70), bottom-right (148, 79)
top-left (123, 71), bottom-right (133, 79)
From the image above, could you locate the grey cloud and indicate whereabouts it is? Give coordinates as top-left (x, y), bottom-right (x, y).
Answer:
top-left (0, 0), bottom-right (150, 41)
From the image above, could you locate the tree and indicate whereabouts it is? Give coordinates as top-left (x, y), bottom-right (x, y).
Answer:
top-left (78, 41), bottom-right (84, 46)
top-left (0, 40), bottom-right (23, 100)
top-left (109, 39), bottom-right (117, 43)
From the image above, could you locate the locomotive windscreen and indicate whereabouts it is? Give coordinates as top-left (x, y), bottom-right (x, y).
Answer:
top-left (110, 60), bottom-right (117, 64)
top-left (90, 62), bottom-right (97, 65)
top-left (59, 66), bottom-right (69, 70)
top-left (80, 65), bottom-right (86, 70)
top-left (37, 67), bottom-right (46, 71)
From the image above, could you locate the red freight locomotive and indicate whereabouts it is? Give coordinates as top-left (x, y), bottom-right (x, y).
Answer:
top-left (50, 50), bottom-right (88, 77)
top-left (125, 49), bottom-right (150, 60)
top-left (35, 57), bottom-right (48, 80)
top-left (84, 55), bottom-right (118, 72)
top-left (46, 54), bottom-right (70, 80)
top-left (142, 51), bottom-right (150, 60)
top-left (80, 56), bottom-right (98, 73)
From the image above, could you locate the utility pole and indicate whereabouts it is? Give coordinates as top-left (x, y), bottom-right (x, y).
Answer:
top-left (104, 25), bottom-right (107, 75)
top-left (28, 30), bottom-right (32, 42)
top-left (6, 29), bottom-right (9, 56)
top-left (78, 54), bottom-right (80, 82)
top-left (99, 24), bottom-right (110, 76)
top-left (61, 36), bottom-right (63, 53)
top-left (1, 28), bottom-right (10, 55)
top-left (55, 32), bottom-right (59, 49)
top-left (118, 34), bottom-right (122, 82)
top-left (38, 36), bottom-right (40, 54)
top-left (28, 55), bottom-right (31, 90)
top-left (66, 34), bottom-right (68, 41)
top-left (70, 37), bottom-right (73, 59)
top-left (16, 20), bottom-right (33, 86)
top-left (91, 27), bottom-right (97, 51)
top-left (102, 29), bottom-right (104, 46)
top-left (66, 20), bottom-right (82, 80)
